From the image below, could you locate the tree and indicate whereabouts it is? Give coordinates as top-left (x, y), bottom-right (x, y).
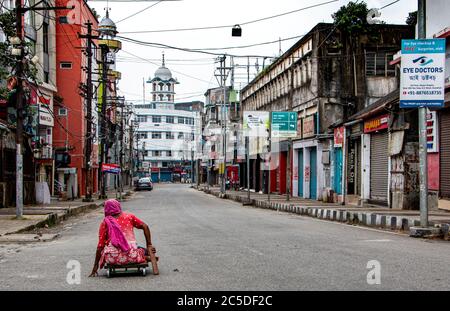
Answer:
top-left (332, 1), bottom-right (370, 35)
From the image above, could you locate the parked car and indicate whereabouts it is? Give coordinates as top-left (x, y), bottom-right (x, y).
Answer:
top-left (135, 177), bottom-right (153, 191)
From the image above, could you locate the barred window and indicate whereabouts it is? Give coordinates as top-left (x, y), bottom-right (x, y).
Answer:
top-left (366, 51), bottom-right (396, 77)
top-left (166, 116), bottom-right (174, 123)
top-left (152, 115), bottom-right (161, 123)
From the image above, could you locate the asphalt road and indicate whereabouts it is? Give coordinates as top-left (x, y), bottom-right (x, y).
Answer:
top-left (1, 184), bottom-right (450, 291)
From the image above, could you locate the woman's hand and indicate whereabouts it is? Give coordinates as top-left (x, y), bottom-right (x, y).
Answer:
top-left (89, 265), bottom-right (99, 277)
top-left (147, 245), bottom-right (156, 255)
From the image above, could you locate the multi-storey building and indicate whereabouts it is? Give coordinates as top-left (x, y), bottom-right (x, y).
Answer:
top-left (241, 22), bottom-right (414, 203)
top-left (53, 0), bottom-right (99, 198)
top-left (134, 58), bottom-right (202, 182)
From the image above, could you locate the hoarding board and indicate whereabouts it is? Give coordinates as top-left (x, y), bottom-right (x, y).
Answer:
top-left (400, 39), bottom-right (446, 108)
top-left (243, 111), bottom-right (270, 137)
top-left (102, 163), bottom-right (121, 174)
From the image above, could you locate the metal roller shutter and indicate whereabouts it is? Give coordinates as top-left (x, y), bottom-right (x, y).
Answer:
top-left (440, 110), bottom-right (450, 198)
top-left (370, 132), bottom-right (389, 204)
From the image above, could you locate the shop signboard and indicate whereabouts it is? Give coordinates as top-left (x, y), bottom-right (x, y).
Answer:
top-left (302, 115), bottom-right (315, 138)
top-left (364, 114), bottom-right (389, 133)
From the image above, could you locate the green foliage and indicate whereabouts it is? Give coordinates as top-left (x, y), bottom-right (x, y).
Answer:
top-left (332, 1), bottom-right (370, 36)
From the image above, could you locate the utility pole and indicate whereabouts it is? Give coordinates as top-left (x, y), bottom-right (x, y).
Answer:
top-left (15, 0), bottom-right (24, 218)
top-left (215, 55), bottom-right (231, 195)
top-left (98, 45), bottom-right (109, 199)
top-left (14, 0), bottom-right (73, 217)
top-left (79, 21), bottom-right (97, 202)
top-left (417, 0), bottom-right (428, 227)
top-left (246, 136), bottom-right (250, 202)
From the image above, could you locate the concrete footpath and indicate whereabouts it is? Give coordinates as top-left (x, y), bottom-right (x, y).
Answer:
top-left (0, 188), bottom-right (134, 237)
top-left (196, 185), bottom-right (450, 240)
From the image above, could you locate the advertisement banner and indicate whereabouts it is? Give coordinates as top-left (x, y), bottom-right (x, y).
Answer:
top-left (102, 163), bottom-right (121, 174)
top-left (427, 110), bottom-right (438, 153)
top-left (334, 126), bottom-right (345, 148)
top-left (243, 111), bottom-right (270, 137)
top-left (400, 39), bottom-right (446, 108)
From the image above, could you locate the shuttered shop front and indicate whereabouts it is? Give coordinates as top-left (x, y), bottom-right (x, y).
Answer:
top-left (370, 132), bottom-right (389, 204)
top-left (440, 109), bottom-right (450, 198)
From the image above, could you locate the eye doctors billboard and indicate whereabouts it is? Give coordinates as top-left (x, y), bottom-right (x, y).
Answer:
top-left (400, 39), bottom-right (446, 108)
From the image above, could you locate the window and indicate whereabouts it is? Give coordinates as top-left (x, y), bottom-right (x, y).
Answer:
top-left (162, 162), bottom-right (168, 168)
top-left (151, 162), bottom-right (158, 168)
top-left (152, 150), bottom-right (161, 157)
top-left (166, 132), bottom-right (174, 139)
top-left (60, 62), bottom-right (72, 69)
top-left (137, 115), bottom-right (147, 123)
top-left (152, 115), bottom-right (161, 123)
top-left (178, 117), bottom-right (185, 124)
top-left (191, 133), bottom-right (195, 141)
top-left (166, 116), bottom-right (174, 123)
top-left (152, 132), bottom-right (162, 139)
top-left (166, 150), bottom-right (172, 157)
top-left (138, 132), bottom-right (148, 139)
top-left (43, 22), bottom-right (49, 54)
top-left (59, 16), bottom-right (68, 24)
top-left (58, 108), bottom-right (67, 116)
top-left (178, 132), bottom-right (184, 139)
top-left (366, 51), bottom-right (395, 77)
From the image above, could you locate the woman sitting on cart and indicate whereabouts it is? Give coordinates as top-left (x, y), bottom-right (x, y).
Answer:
top-left (89, 199), bottom-right (159, 276)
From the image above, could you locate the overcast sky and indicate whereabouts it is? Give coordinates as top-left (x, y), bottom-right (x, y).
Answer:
top-left (87, 0), bottom-right (417, 104)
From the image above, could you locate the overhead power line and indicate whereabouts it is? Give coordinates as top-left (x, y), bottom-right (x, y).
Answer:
top-left (116, 0), bottom-right (163, 23)
top-left (119, 0), bottom-right (339, 34)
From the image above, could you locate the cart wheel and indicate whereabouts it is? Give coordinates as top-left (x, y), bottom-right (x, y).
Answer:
top-left (106, 269), bottom-right (111, 278)
top-left (142, 268), bottom-right (147, 276)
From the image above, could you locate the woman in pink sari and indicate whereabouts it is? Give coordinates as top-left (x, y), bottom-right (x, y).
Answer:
top-left (89, 199), bottom-right (159, 276)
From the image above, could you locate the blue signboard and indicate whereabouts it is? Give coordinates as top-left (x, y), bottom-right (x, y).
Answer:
top-left (400, 39), bottom-right (446, 108)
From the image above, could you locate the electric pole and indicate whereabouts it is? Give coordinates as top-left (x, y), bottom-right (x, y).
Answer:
top-left (98, 44), bottom-right (109, 199)
top-left (215, 55), bottom-right (231, 195)
top-left (15, 0), bottom-right (24, 218)
top-left (417, 0), bottom-right (428, 227)
top-left (79, 21), bottom-right (97, 202)
top-left (14, 0), bottom-right (73, 216)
